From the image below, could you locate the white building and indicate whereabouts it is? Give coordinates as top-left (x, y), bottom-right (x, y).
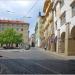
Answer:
top-left (35, 12), bottom-right (44, 47)
top-left (53, 0), bottom-right (75, 56)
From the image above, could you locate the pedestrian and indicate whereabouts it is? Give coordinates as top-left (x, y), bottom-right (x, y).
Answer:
top-left (44, 43), bottom-right (47, 50)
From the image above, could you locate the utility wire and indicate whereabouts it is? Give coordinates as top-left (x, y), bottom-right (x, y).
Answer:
top-left (25, 0), bottom-right (38, 17)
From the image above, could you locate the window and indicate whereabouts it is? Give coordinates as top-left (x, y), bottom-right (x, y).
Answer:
top-left (60, 0), bottom-right (64, 8)
top-left (0, 28), bottom-right (2, 31)
top-left (55, 21), bottom-right (57, 30)
top-left (60, 12), bottom-right (66, 25)
top-left (16, 27), bottom-right (19, 31)
top-left (71, 2), bottom-right (75, 17)
top-left (21, 28), bottom-right (23, 31)
top-left (55, 8), bottom-right (56, 16)
top-left (2, 27), bottom-right (4, 31)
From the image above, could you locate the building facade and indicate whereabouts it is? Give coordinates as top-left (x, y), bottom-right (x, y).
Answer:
top-left (42, 0), bottom-right (53, 50)
top-left (29, 34), bottom-right (35, 47)
top-left (35, 21), bottom-right (40, 47)
top-left (53, 0), bottom-right (75, 56)
top-left (35, 0), bottom-right (75, 56)
top-left (35, 12), bottom-right (45, 47)
top-left (0, 20), bottom-right (29, 44)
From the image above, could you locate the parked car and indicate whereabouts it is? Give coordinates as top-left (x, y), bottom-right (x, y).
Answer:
top-left (3, 46), bottom-right (15, 49)
top-left (24, 44), bottom-right (30, 50)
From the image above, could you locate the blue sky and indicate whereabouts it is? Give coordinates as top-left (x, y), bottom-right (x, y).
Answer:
top-left (0, 0), bottom-right (45, 37)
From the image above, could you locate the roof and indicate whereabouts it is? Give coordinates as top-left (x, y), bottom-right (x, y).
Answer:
top-left (0, 19), bottom-right (29, 25)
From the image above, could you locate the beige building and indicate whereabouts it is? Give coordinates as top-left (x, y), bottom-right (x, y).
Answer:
top-left (29, 34), bottom-right (35, 47)
top-left (0, 19), bottom-right (29, 43)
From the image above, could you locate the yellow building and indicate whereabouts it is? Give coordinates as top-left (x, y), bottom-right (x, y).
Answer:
top-left (42, 0), bottom-right (54, 50)
top-left (41, 0), bottom-right (75, 56)
top-left (0, 19), bottom-right (29, 43)
top-left (39, 16), bottom-right (45, 48)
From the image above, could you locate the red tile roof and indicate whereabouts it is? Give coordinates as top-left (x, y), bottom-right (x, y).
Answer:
top-left (0, 20), bottom-right (28, 24)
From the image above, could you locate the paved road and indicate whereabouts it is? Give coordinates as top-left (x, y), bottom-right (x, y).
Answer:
top-left (0, 47), bottom-right (75, 74)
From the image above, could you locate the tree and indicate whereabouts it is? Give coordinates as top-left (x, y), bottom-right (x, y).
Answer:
top-left (0, 28), bottom-right (23, 48)
top-left (0, 32), bottom-right (4, 46)
top-left (14, 33), bottom-right (23, 47)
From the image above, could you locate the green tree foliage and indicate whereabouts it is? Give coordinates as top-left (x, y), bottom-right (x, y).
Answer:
top-left (0, 28), bottom-right (23, 47)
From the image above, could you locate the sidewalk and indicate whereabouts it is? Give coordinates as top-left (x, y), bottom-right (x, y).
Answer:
top-left (0, 49), bottom-right (25, 52)
top-left (37, 47), bottom-right (75, 60)
top-left (34, 47), bottom-right (75, 74)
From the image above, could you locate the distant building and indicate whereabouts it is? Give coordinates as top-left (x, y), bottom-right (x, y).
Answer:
top-left (35, 12), bottom-right (45, 47)
top-left (0, 19), bottom-right (29, 43)
top-left (29, 34), bottom-right (35, 47)
top-left (42, 0), bottom-right (53, 50)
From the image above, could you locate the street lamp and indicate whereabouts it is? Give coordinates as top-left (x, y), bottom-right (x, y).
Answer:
top-left (0, 10), bottom-right (14, 14)
top-left (20, 16), bottom-right (32, 21)
top-left (22, 16), bottom-right (32, 18)
top-left (7, 10), bottom-right (14, 13)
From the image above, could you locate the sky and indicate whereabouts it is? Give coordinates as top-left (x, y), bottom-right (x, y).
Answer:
top-left (0, 0), bottom-right (45, 37)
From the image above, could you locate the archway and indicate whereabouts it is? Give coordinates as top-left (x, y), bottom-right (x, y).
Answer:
top-left (60, 32), bottom-right (65, 53)
top-left (71, 26), bottom-right (75, 38)
top-left (69, 26), bottom-right (75, 55)
top-left (50, 34), bottom-right (56, 52)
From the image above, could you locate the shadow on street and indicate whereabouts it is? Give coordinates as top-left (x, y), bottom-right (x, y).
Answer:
top-left (0, 59), bottom-right (75, 74)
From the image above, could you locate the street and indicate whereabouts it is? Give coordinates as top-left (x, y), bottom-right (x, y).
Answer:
top-left (0, 47), bottom-right (75, 74)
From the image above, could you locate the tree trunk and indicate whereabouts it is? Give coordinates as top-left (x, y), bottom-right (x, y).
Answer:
top-left (1, 44), bottom-right (3, 47)
top-left (11, 43), bottom-right (13, 47)
top-left (6, 44), bottom-right (8, 47)
top-left (16, 44), bottom-right (18, 47)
